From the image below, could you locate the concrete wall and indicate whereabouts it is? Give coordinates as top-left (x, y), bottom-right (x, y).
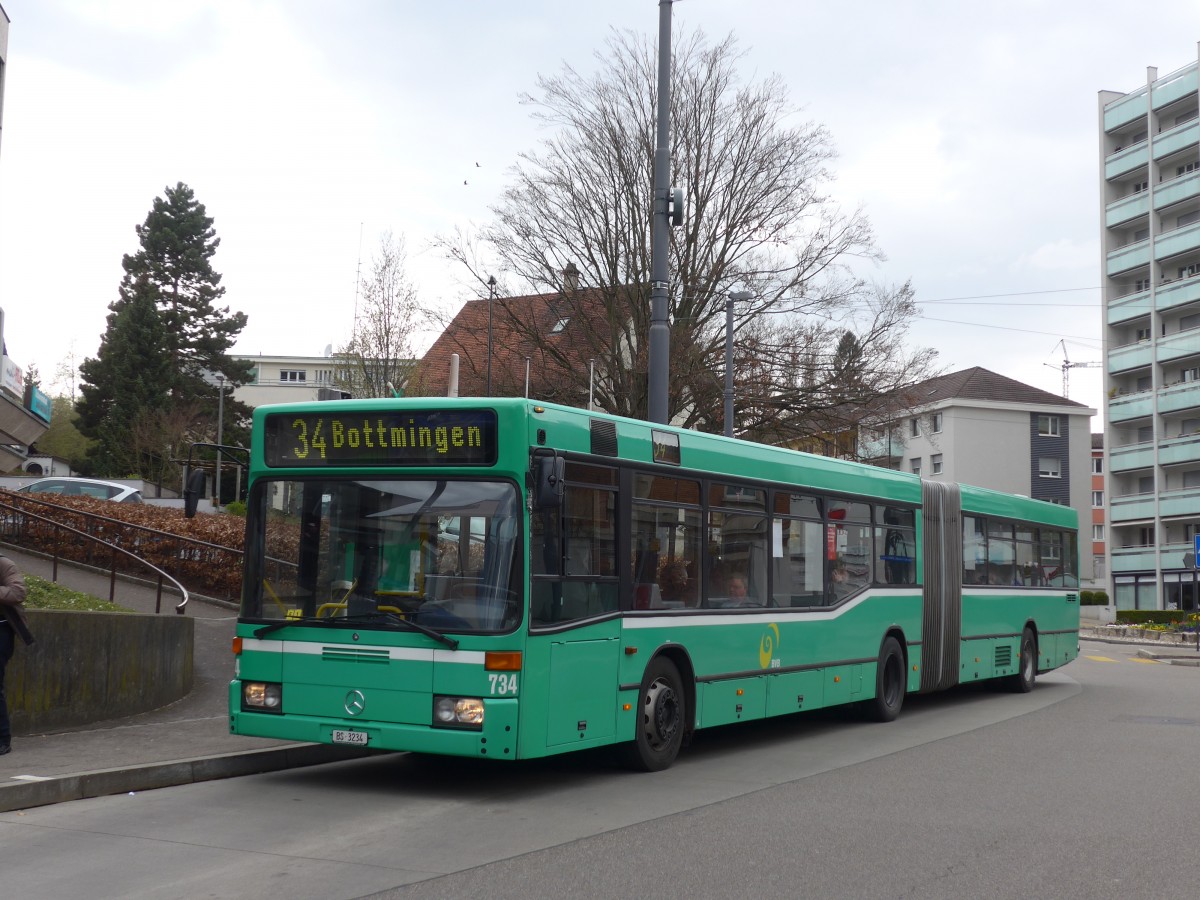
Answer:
top-left (7, 609), bottom-right (194, 735)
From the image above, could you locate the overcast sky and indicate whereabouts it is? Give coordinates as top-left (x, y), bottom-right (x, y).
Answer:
top-left (3, 0), bottom-right (1198, 424)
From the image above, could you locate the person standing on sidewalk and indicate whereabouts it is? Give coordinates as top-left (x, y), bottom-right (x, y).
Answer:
top-left (0, 554), bottom-right (34, 756)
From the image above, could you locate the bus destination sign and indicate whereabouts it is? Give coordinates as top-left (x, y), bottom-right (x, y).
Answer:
top-left (263, 409), bottom-right (498, 467)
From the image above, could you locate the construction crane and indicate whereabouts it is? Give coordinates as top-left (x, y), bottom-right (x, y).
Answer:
top-left (1045, 340), bottom-right (1101, 399)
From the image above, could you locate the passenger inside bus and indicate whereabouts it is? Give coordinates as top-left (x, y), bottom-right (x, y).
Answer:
top-left (826, 559), bottom-right (854, 604)
top-left (657, 559), bottom-right (694, 607)
top-left (719, 574), bottom-right (759, 608)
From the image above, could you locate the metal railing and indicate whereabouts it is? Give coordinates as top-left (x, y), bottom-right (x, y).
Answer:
top-left (0, 496), bottom-right (192, 613)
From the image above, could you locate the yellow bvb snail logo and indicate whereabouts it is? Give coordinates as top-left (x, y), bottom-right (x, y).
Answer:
top-left (759, 623), bottom-right (780, 669)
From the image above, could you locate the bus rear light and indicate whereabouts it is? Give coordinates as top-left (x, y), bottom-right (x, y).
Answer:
top-left (485, 651), bottom-right (522, 671)
top-left (232, 637), bottom-right (243, 656)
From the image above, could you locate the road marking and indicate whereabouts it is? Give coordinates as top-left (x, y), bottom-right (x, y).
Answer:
top-left (1130, 657), bottom-right (1161, 664)
top-left (1085, 655), bottom-right (1117, 662)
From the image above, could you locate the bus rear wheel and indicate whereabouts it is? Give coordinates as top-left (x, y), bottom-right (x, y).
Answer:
top-left (868, 636), bottom-right (905, 723)
top-left (1004, 628), bottom-right (1037, 693)
top-left (619, 657), bottom-right (686, 772)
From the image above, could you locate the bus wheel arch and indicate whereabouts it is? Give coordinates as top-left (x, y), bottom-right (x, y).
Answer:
top-left (619, 646), bottom-right (694, 772)
top-left (868, 632), bottom-right (907, 723)
top-left (1004, 625), bottom-right (1038, 693)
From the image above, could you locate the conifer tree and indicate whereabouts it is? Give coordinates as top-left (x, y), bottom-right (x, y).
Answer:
top-left (76, 183), bottom-right (251, 482)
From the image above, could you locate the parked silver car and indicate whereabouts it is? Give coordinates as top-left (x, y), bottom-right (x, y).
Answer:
top-left (15, 477), bottom-right (144, 503)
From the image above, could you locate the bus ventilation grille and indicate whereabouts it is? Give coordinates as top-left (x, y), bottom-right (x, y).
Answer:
top-left (995, 645), bottom-right (1012, 668)
top-left (322, 647), bottom-right (390, 665)
top-left (590, 419), bottom-right (618, 456)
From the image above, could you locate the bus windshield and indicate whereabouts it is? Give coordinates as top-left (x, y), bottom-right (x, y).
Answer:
top-left (243, 477), bottom-right (522, 633)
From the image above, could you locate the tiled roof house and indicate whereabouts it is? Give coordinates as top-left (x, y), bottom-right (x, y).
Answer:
top-left (410, 275), bottom-right (623, 405)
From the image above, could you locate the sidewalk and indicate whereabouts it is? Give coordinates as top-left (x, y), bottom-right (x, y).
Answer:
top-left (0, 547), bottom-right (369, 813)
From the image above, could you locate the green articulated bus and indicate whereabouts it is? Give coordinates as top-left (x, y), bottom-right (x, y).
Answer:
top-left (230, 398), bottom-right (1080, 770)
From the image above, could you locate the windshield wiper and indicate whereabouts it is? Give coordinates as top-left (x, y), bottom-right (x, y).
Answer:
top-left (342, 611), bottom-right (460, 650)
top-left (254, 616), bottom-right (326, 639)
top-left (253, 611), bottom-right (460, 650)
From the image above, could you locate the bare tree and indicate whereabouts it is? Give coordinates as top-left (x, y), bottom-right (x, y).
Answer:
top-left (337, 232), bottom-right (419, 398)
top-left (438, 28), bottom-right (938, 441)
top-left (735, 281), bottom-right (938, 451)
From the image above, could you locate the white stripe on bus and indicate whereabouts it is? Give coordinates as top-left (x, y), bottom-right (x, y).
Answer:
top-left (245, 640), bottom-right (485, 665)
top-left (622, 588), bottom-right (1072, 629)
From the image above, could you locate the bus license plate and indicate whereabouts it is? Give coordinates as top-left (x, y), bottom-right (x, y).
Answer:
top-left (331, 730), bottom-right (369, 746)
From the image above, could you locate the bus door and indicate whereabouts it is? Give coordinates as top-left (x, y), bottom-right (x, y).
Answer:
top-left (528, 457), bottom-right (622, 749)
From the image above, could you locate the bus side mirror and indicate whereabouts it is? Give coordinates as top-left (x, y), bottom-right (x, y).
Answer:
top-left (533, 456), bottom-right (565, 509)
top-left (183, 469), bottom-right (207, 518)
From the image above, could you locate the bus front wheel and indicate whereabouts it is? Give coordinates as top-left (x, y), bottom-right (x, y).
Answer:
top-left (1004, 629), bottom-right (1037, 693)
top-left (620, 657), bottom-right (686, 772)
top-left (868, 636), bottom-right (906, 723)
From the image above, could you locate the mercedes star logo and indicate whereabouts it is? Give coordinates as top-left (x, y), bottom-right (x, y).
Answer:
top-left (344, 689), bottom-right (366, 716)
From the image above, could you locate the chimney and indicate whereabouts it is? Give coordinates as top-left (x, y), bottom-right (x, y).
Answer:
top-left (563, 262), bottom-right (580, 293)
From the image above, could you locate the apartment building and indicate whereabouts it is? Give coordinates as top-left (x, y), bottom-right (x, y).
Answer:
top-left (1091, 434), bottom-right (1107, 582)
top-left (229, 353), bottom-right (350, 408)
top-left (1099, 55), bottom-right (1200, 611)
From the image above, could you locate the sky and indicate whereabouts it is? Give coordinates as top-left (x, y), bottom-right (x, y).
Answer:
top-left (2, 0), bottom-right (1198, 426)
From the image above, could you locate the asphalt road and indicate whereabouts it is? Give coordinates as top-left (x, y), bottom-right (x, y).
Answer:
top-left (1, 641), bottom-right (1196, 900)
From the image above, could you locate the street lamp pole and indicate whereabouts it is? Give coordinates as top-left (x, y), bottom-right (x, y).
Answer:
top-left (486, 276), bottom-right (496, 397)
top-left (724, 291), bottom-right (752, 437)
top-left (215, 373), bottom-right (225, 510)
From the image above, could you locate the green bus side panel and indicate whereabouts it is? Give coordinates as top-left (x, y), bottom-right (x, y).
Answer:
top-left (824, 663), bottom-right (865, 702)
top-left (545, 638), bottom-right (620, 746)
top-left (959, 591), bottom-right (1079, 680)
top-left (519, 619), bottom-right (623, 759)
top-left (765, 669), bottom-right (825, 716)
top-left (697, 677), bottom-right (767, 728)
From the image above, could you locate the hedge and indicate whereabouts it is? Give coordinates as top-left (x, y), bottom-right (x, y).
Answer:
top-left (1117, 610), bottom-right (1197, 625)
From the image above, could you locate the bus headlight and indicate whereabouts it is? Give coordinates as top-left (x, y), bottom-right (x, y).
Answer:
top-left (433, 696), bottom-right (485, 729)
top-left (243, 681), bottom-right (283, 713)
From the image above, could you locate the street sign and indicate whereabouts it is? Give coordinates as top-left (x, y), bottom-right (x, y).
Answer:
top-left (1195, 534), bottom-right (1200, 569)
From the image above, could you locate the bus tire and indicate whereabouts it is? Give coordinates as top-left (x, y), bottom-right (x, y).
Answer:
top-left (1004, 628), bottom-right (1037, 693)
top-left (619, 657), bottom-right (686, 772)
top-left (868, 636), bottom-right (905, 723)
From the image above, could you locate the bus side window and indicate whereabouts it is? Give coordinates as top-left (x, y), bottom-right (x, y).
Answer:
top-left (532, 464), bottom-right (618, 625)
top-left (875, 506), bottom-right (915, 585)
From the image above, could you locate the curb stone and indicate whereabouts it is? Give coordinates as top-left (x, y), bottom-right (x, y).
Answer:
top-left (0, 744), bottom-right (379, 814)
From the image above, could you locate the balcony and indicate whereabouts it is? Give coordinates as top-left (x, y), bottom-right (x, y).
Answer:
top-left (1108, 390), bottom-right (1154, 422)
top-left (1108, 289), bottom-right (1152, 325)
top-left (1105, 142), bottom-right (1149, 181)
top-left (1155, 327), bottom-right (1200, 364)
top-left (1107, 340), bottom-right (1153, 373)
top-left (1152, 118), bottom-right (1200, 161)
top-left (1108, 441), bottom-right (1156, 473)
top-left (1104, 87), bottom-right (1148, 132)
top-left (1106, 239), bottom-right (1151, 276)
top-left (1159, 381), bottom-right (1200, 414)
top-left (1109, 492), bottom-right (1157, 522)
top-left (1106, 191), bottom-right (1150, 228)
top-left (1161, 485), bottom-right (1200, 517)
top-left (1159, 432), bottom-right (1200, 466)
top-left (1110, 543), bottom-right (1193, 572)
top-left (1153, 221), bottom-right (1200, 261)
top-left (1154, 171), bottom-right (1200, 210)
top-left (1152, 64), bottom-right (1199, 112)
top-left (1155, 276), bottom-right (1200, 313)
